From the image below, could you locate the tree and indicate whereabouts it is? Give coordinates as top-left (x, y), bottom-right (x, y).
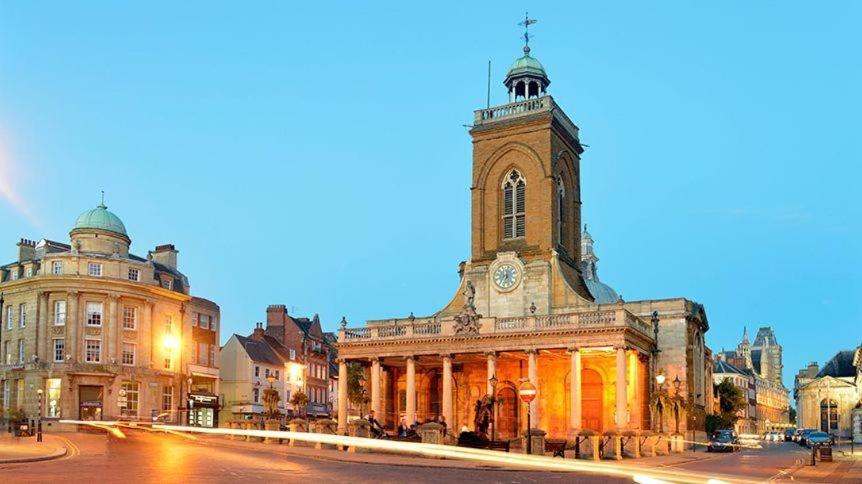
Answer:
top-left (262, 387), bottom-right (281, 420)
top-left (716, 378), bottom-right (745, 417)
top-left (347, 362), bottom-right (369, 415)
top-left (789, 406), bottom-right (797, 425)
top-left (290, 390), bottom-right (309, 418)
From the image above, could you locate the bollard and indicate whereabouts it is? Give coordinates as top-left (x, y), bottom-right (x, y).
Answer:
top-left (348, 419), bottom-right (371, 453)
top-left (288, 419), bottom-right (308, 447)
top-left (590, 435), bottom-right (601, 461)
top-left (310, 419), bottom-right (338, 449)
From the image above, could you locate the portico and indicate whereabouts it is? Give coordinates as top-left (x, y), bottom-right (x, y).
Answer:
top-left (336, 304), bottom-right (654, 439)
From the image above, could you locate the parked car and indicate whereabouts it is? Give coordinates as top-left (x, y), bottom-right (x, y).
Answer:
top-left (763, 431), bottom-right (781, 442)
top-left (708, 429), bottom-right (739, 453)
top-left (798, 429), bottom-right (816, 446)
top-left (805, 431), bottom-right (833, 448)
top-left (784, 428), bottom-right (796, 441)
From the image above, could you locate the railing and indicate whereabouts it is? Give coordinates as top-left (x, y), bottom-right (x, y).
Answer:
top-left (495, 318), bottom-right (526, 331)
top-left (340, 308), bottom-right (649, 344)
top-left (413, 321), bottom-right (441, 336)
top-left (475, 96), bottom-right (550, 124)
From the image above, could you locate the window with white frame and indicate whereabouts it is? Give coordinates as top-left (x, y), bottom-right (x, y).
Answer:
top-left (87, 262), bottom-right (102, 277)
top-left (162, 385), bottom-right (173, 412)
top-left (289, 349), bottom-right (296, 360)
top-left (54, 300), bottom-right (66, 326)
top-left (52, 261), bottom-right (62, 275)
top-left (210, 317), bottom-right (217, 332)
top-left (502, 169), bottom-right (526, 239)
top-left (128, 268), bottom-right (140, 282)
top-left (18, 339), bottom-right (25, 364)
top-left (86, 302), bottom-right (103, 326)
top-left (123, 306), bottom-right (137, 330)
top-left (10, 270), bottom-right (18, 281)
top-left (121, 381), bottom-right (139, 415)
top-left (85, 339), bottom-right (101, 363)
top-left (53, 339), bottom-right (65, 363)
top-left (122, 343), bottom-right (135, 366)
top-left (198, 313), bottom-right (210, 330)
top-left (25, 267), bottom-right (32, 278)
top-left (191, 313), bottom-right (197, 327)
top-left (19, 304), bottom-right (25, 328)
top-left (6, 305), bottom-right (12, 329)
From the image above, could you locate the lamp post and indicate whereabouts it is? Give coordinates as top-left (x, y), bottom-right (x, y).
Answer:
top-left (36, 388), bottom-right (43, 442)
top-left (655, 371), bottom-right (666, 432)
top-left (489, 374), bottom-right (498, 441)
top-left (518, 380), bottom-right (537, 455)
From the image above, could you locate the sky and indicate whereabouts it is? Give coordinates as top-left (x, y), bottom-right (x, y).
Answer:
top-left (0, 2), bottom-right (859, 389)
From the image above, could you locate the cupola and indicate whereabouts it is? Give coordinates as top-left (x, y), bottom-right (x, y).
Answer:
top-left (504, 45), bottom-right (550, 102)
top-left (69, 193), bottom-right (131, 257)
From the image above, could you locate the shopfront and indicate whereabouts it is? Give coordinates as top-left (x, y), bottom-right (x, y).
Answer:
top-left (79, 385), bottom-right (103, 421)
top-left (188, 392), bottom-right (219, 428)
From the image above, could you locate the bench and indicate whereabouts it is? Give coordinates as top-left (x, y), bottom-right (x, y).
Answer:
top-left (545, 439), bottom-right (566, 458)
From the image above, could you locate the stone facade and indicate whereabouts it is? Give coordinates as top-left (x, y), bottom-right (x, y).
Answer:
top-left (0, 202), bottom-right (220, 428)
top-left (794, 347), bottom-right (862, 439)
top-left (336, 43), bottom-right (713, 445)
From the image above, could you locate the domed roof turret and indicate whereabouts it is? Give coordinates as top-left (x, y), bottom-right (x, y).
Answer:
top-left (505, 46), bottom-right (550, 87)
top-left (580, 225), bottom-right (620, 304)
top-left (73, 200), bottom-right (128, 237)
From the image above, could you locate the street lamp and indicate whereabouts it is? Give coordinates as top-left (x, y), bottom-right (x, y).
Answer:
top-left (650, 311), bottom-right (661, 355)
top-left (654, 371), bottom-right (666, 433)
top-left (518, 380), bottom-right (537, 455)
top-left (672, 375), bottom-right (682, 435)
top-left (36, 388), bottom-right (43, 442)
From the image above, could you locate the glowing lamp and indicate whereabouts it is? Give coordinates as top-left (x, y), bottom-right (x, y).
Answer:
top-left (163, 334), bottom-right (179, 351)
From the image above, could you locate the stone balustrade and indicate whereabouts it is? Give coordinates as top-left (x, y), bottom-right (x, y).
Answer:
top-left (339, 308), bottom-right (650, 343)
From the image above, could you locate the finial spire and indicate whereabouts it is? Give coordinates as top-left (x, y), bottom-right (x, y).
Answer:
top-left (519, 12), bottom-right (538, 54)
top-left (99, 190), bottom-right (106, 208)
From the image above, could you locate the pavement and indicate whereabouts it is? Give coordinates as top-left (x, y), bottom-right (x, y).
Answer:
top-left (0, 434), bottom-right (67, 464)
top-left (0, 429), bottom-right (860, 482)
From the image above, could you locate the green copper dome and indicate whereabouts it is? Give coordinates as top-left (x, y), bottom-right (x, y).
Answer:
top-left (507, 53), bottom-right (547, 79)
top-left (74, 203), bottom-right (128, 237)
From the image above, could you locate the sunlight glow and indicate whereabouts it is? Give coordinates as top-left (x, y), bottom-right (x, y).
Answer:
top-left (0, 130), bottom-right (40, 227)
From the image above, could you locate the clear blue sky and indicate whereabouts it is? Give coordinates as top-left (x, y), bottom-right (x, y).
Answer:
top-left (1, 2), bottom-right (859, 388)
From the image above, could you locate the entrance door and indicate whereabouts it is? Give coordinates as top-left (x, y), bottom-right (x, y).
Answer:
top-left (79, 385), bottom-right (103, 421)
top-left (495, 388), bottom-right (518, 440)
top-left (581, 369), bottom-right (603, 432)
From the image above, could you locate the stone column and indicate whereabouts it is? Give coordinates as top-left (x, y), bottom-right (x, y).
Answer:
top-left (106, 294), bottom-right (117, 363)
top-left (569, 347), bottom-right (582, 433)
top-left (337, 359), bottom-right (348, 434)
top-left (442, 354), bottom-right (453, 429)
top-left (37, 291), bottom-right (48, 360)
top-left (67, 291), bottom-right (79, 362)
top-left (406, 356), bottom-right (416, 424)
top-left (370, 357), bottom-right (381, 416)
top-left (616, 346), bottom-right (628, 430)
top-left (527, 349), bottom-right (539, 427)
top-left (486, 351), bottom-right (496, 396)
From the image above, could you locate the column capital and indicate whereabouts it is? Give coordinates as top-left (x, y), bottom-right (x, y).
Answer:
top-left (107, 292), bottom-right (119, 301)
top-left (614, 345), bottom-right (629, 352)
top-left (440, 353), bottom-right (453, 360)
top-left (484, 351), bottom-right (497, 359)
top-left (525, 348), bottom-right (539, 355)
top-left (335, 357), bottom-right (350, 364)
top-left (567, 346), bottom-right (581, 354)
top-left (369, 356), bottom-right (380, 363)
top-left (67, 290), bottom-right (79, 297)
top-left (404, 355), bottom-right (416, 362)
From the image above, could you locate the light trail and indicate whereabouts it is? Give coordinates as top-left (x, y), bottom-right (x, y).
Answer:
top-left (0, 131), bottom-right (40, 227)
top-left (60, 420), bottom-right (761, 482)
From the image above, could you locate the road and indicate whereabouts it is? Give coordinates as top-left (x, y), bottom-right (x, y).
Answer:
top-left (0, 429), bottom-right (828, 483)
top-left (0, 430), bottom-right (627, 483)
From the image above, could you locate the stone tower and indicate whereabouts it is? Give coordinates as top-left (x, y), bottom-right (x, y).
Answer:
top-left (438, 39), bottom-right (595, 319)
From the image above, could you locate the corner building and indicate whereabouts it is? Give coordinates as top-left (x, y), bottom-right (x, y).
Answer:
top-left (337, 43), bottom-right (713, 442)
top-left (0, 201), bottom-right (220, 427)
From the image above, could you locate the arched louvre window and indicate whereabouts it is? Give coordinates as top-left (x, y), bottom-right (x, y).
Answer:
top-left (503, 169), bottom-right (526, 239)
top-left (556, 177), bottom-right (565, 244)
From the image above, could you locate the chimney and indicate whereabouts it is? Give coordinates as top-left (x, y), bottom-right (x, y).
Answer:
top-left (251, 322), bottom-right (265, 341)
top-left (151, 244), bottom-right (178, 269)
top-left (17, 239), bottom-right (36, 262)
top-left (266, 304), bottom-right (288, 328)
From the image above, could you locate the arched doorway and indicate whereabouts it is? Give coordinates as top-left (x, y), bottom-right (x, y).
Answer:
top-left (495, 387), bottom-right (518, 440)
top-left (820, 399), bottom-right (838, 433)
top-left (582, 368), bottom-right (604, 432)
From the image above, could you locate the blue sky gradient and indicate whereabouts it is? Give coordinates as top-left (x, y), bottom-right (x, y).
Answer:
top-left (1, 2), bottom-right (859, 388)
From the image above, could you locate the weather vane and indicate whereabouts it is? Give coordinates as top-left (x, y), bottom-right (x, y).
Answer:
top-left (519, 12), bottom-right (538, 51)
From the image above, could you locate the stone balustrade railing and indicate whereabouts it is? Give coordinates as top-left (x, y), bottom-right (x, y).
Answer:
top-left (475, 96), bottom-right (550, 124)
top-left (340, 308), bottom-right (651, 343)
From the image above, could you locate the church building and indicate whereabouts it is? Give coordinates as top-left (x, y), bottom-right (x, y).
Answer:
top-left (336, 34), bottom-right (713, 443)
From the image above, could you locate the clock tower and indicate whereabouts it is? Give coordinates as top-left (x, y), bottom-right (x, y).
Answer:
top-left (439, 41), bottom-right (595, 319)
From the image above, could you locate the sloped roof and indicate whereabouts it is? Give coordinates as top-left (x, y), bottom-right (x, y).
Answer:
top-left (714, 360), bottom-right (746, 375)
top-left (816, 350), bottom-right (857, 378)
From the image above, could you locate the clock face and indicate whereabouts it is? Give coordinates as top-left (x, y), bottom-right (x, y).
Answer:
top-left (493, 264), bottom-right (519, 290)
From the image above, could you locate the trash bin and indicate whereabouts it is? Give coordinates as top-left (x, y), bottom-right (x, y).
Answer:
top-left (819, 446), bottom-right (833, 462)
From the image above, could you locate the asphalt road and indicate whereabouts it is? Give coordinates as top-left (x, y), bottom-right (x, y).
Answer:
top-left (0, 429), bottom-right (825, 483)
top-left (0, 430), bottom-right (628, 483)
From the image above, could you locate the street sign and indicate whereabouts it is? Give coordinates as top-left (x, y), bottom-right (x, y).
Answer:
top-left (518, 381), bottom-right (537, 403)
top-left (118, 389), bottom-right (127, 397)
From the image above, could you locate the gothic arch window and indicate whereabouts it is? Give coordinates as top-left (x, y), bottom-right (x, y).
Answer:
top-left (556, 176), bottom-right (565, 245)
top-left (502, 169), bottom-right (526, 239)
